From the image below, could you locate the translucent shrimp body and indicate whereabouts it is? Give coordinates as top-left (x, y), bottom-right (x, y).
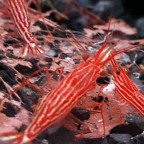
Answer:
top-left (110, 58), bottom-right (144, 115)
top-left (0, 42), bottom-right (115, 143)
top-left (5, 0), bottom-right (43, 56)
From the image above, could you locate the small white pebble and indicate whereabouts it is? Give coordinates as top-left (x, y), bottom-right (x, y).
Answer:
top-left (42, 139), bottom-right (49, 144)
top-left (102, 83), bottom-right (115, 94)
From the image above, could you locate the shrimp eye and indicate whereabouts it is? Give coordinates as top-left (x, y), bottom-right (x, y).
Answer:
top-left (116, 71), bottom-right (120, 75)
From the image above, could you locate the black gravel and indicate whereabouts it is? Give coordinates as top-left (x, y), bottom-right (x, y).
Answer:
top-left (71, 107), bottom-right (90, 121)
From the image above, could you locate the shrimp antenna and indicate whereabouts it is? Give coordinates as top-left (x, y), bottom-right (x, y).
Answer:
top-left (93, 15), bottom-right (113, 47)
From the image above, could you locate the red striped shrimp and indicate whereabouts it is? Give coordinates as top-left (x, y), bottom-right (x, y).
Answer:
top-left (110, 58), bottom-right (144, 115)
top-left (5, 0), bottom-right (43, 56)
top-left (0, 22), bottom-right (143, 143)
top-left (0, 40), bottom-right (118, 144)
top-left (0, 35), bottom-right (143, 143)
